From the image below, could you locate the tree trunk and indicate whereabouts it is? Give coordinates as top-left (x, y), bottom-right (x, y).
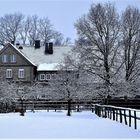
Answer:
top-left (20, 98), bottom-right (25, 116)
top-left (67, 99), bottom-right (71, 116)
top-left (104, 55), bottom-right (111, 96)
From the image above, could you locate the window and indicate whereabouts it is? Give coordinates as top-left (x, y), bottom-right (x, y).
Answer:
top-left (2, 55), bottom-right (8, 63)
top-left (46, 74), bottom-right (51, 80)
top-left (18, 69), bottom-right (24, 78)
top-left (6, 69), bottom-right (12, 78)
top-left (10, 54), bottom-right (16, 63)
top-left (40, 74), bottom-right (45, 80)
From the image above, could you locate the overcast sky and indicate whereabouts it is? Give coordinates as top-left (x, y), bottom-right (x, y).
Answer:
top-left (0, 0), bottom-right (140, 43)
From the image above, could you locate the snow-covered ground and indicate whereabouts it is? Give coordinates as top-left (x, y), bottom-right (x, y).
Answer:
top-left (0, 110), bottom-right (140, 138)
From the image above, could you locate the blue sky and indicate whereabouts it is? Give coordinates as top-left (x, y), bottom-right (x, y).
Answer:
top-left (0, 0), bottom-right (140, 43)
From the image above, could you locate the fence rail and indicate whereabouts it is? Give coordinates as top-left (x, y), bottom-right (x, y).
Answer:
top-left (15, 100), bottom-right (94, 112)
top-left (104, 98), bottom-right (140, 109)
top-left (94, 104), bottom-right (140, 129)
top-left (0, 99), bottom-right (100, 113)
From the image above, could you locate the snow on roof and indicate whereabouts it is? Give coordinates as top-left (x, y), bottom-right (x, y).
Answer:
top-left (20, 45), bottom-right (73, 66)
top-left (37, 63), bottom-right (59, 71)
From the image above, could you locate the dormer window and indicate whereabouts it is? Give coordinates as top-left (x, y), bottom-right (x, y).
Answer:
top-left (10, 54), bottom-right (16, 63)
top-left (2, 55), bottom-right (8, 63)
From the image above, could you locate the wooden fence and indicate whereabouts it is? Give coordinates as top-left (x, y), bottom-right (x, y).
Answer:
top-left (104, 98), bottom-right (140, 109)
top-left (15, 99), bottom-right (93, 112)
top-left (0, 98), bottom-right (101, 113)
top-left (94, 104), bottom-right (140, 129)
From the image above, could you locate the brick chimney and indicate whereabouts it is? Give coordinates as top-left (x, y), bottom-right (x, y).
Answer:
top-left (44, 42), bottom-right (53, 54)
top-left (48, 42), bottom-right (53, 54)
top-left (45, 43), bottom-right (48, 54)
top-left (34, 40), bottom-right (40, 49)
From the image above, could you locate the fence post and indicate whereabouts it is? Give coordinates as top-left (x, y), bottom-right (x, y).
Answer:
top-left (129, 110), bottom-right (131, 127)
top-left (77, 104), bottom-right (80, 112)
top-left (116, 109), bottom-right (118, 121)
top-left (119, 109), bottom-right (122, 123)
top-left (97, 105), bottom-right (99, 115)
top-left (104, 107), bottom-right (107, 118)
top-left (92, 105), bottom-right (94, 113)
top-left (98, 106), bottom-right (101, 117)
top-left (95, 105), bottom-right (97, 115)
top-left (107, 107), bottom-right (109, 118)
top-left (109, 108), bottom-right (112, 119)
top-left (124, 110), bottom-right (127, 125)
top-left (134, 111), bottom-right (137, 129)
top-left (113, 108), bottom-right (115, 120)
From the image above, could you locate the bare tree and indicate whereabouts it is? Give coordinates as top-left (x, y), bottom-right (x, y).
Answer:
top-left (38, 17), bottom-right (56, 45)
top-left (53, 32), bottom-right (64, 46)
top-left (121, 6), bottom-right (140, 82)
top-left (54, 35), bottom-right (72, 46)
top-left (62, 37), bottom-right (72, 46)
top-left (74, 3), bottom-right (121, 97)
top-left (0, 13), bottom-right (24, 45)
top-left (19, 17), bottom-right (31, 45)
top-left (28, 15), bottom-right (40, 45)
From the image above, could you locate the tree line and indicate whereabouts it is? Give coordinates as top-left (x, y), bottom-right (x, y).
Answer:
top-left (0, 13), bottom-right (71, 46)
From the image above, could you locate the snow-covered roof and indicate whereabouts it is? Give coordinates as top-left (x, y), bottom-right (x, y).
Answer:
top-left (19, 45), bottom-right (73, 66)
top-left (37, 63), bottom-right (59, 71)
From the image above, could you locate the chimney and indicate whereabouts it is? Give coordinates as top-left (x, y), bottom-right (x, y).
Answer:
top-left (48, 42), bottom-right (53, 54)
top-left (34, 40), bottom-right (40, 49)
top-left (44, 42), bottom-right (53, 54)
top-left (45, 43), bottom-right (49, 54)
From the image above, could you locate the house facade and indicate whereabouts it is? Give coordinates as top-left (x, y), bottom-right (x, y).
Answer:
top-left (0, 42), bottom-right (72, 84)
top-left (0, 43), bottom-right (36, 84)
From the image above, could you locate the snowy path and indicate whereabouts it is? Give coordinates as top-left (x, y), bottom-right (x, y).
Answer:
top-left (0, 110), bottom-right (140, 138)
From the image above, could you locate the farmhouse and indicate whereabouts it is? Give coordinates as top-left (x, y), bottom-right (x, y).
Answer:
top-left (0, 41), bottom-right (72, 84)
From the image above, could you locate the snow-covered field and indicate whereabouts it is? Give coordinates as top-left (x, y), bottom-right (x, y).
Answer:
top-left (0, 110), bottom-right (140, 138)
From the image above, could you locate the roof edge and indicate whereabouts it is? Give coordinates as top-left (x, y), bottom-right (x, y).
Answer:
top-left (7, 42), bottom-right (37, 67)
